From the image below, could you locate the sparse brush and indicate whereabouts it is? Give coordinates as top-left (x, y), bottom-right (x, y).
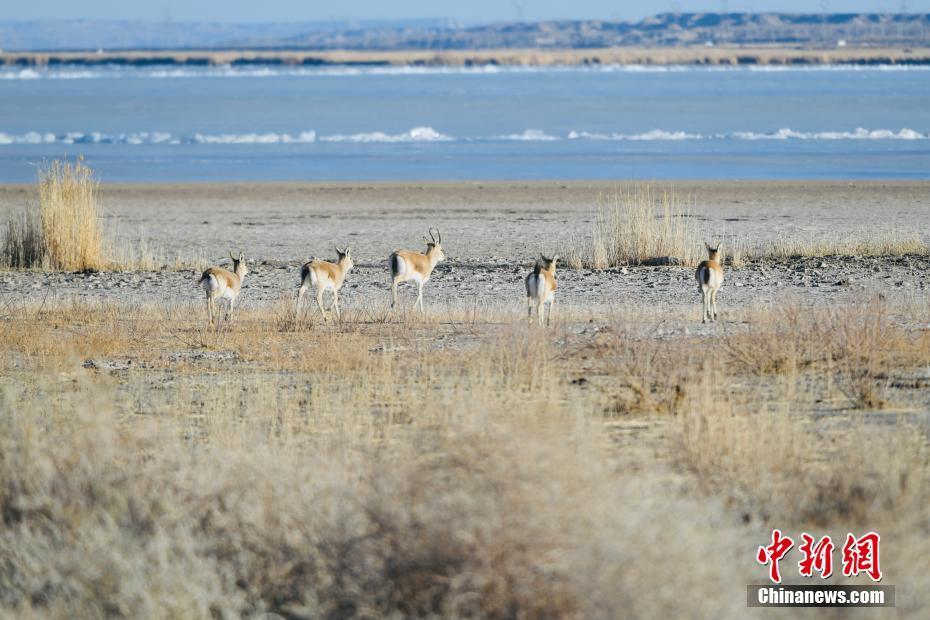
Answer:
top-left (591, 326), bottom-right (701, 416)
top-left (1, 210), bottom-right (44, 269)
top-left (678, 373), bottom-right (928, 527)
top-left (725, 236), bottom-right (749, 268)
top-left (827, 300), bottom-right (902, 409)
top-left (767, 230), bottom-right (929, 259)
top-left (723, 304), bottom-right (827, 375)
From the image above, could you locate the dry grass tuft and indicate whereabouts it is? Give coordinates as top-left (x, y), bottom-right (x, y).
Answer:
top-left (37, 158), bottom-right (105, 271)
top-left (566, 185), bottom-right (701, 269)
top-left (1, 159), bottom-right (193, 272)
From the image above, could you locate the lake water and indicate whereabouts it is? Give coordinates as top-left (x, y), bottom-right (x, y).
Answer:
top-left (0, 64), bottom-right (928, 182)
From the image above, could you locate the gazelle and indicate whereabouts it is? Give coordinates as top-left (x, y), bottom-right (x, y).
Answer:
top-left (198, 251), bottom-right (248, 326)
top-left (297, 246), bottom-right (354, 318)
top-left (525, 254), bottom-right (558, 326)
top-left (390, 228), bottom-right (445, 313)
top-left (695, 243), bottom-right (724, 323)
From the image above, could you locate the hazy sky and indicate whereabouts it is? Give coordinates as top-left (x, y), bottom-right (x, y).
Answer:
top-left (4, 1), bottom-right (922, 23)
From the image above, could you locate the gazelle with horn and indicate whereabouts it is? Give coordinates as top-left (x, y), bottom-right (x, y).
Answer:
top-left (297, 246), bottom-right (354, 318)
top-left (525, 254), bottom-right (558, 326)
top-left (389, 228), bottom-right (445, 313)
top-left (198, 251), bottom-right (248, 326)
top-left (695, 243), bottom-right (724, 323)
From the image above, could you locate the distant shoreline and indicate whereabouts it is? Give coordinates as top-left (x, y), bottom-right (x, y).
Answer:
top-left (4, 46), bottom-right (930, 68)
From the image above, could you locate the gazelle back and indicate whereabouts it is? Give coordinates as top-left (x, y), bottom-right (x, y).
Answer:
top-left (297, 246), bottom-right (354, 318)
top-left (199, 251), bottom-right (248, 325)
top-left (526, 254), bottom-right (558, 326)
top-left (389, 228), bottom-right (446, 313)
top-left (695, 243), bottom-right (724, 323)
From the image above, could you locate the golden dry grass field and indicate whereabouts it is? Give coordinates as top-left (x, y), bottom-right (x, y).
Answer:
top-left (1, 297), bottom-right (929, 617)
top-left (1, 171), bottom-right (929, 617)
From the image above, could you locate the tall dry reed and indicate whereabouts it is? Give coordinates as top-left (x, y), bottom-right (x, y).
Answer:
top-left (1, 159), bottom-right (185, 271)
top-left (568, 185), bottom-right (701, 269)
top-left (0, 159), bottom-right (103, 270)
top-left (38, 158), bottom-right (104, 271)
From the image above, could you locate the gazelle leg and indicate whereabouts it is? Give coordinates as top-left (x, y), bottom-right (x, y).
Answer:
top-left (316, 287), bottom-right (326, 318)
top-left (711, 289), bottom-right (718, 321)
top-left (546, 298), bottom-right (554, 327)
top-left (296, 284), bottom-right (307, 313)
top-left (537, 300), bottom-right (544, 326)
top-left (416, 282), bottom-right (425, 314)
top-left (333, 289), bottom-right (341, 319)
top-left (225, 296), bottom-right (235, 322)
top-left (391, 281), bottom-right (398, 309)
top-left (527, 298), bottom-right (534, 323)
top-left (701, 287), bottom-right (708, 323)
top-left (206, 295), bottom-right (214, 326)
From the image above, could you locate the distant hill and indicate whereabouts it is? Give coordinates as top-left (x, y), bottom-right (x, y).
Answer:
top-left (280, 13), bottom-right (929, 50)
top-left (0, 18), bottom-right (460, 52)
top-left (1, 14), bottom-right (929, 52)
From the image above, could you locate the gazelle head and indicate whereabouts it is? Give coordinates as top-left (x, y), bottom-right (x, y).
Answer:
top-left (536, 254), bottom-right (559, 273)
top-left (335, 245), bottom-right (354, 271)
top-left (704, 243), bottom-right (721, 263)
top-left (229, 251), bottom-right (248, 279)
top-left (423, 228), bottom-right (446, 263)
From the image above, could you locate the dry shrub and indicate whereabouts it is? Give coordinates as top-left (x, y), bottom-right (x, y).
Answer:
top-left (724, 300), bottom-right (926, 409)
top-left (568, 185), bottom-right (700, 269)
top-left (590, 326), bottom-right (701, 416)
top-left (678, 378), bottom-right (930, 613)
top-left (0, 371), bottom-right (754, 618)
top-left (678, 374), bottom-right (928, 528)
top-left (827, 301), bottom-right (905, 410)
top-left (723, 304), bottom-right (828, 375)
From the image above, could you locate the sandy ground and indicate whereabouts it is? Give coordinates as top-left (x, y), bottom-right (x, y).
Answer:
top-left (1, 180), bottom-right (929, 318)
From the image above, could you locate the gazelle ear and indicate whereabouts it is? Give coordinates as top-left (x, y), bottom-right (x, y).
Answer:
top-left (551, 254), bottom-right (560, 263)
top-left (239, 251), bottom-right (244, 261)
top-left (705, 242), bottom-right (712, 251)
top-left (229, 251), bottom-right (236, 262)
top-left (344, 246), bottom-right (351, 256)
